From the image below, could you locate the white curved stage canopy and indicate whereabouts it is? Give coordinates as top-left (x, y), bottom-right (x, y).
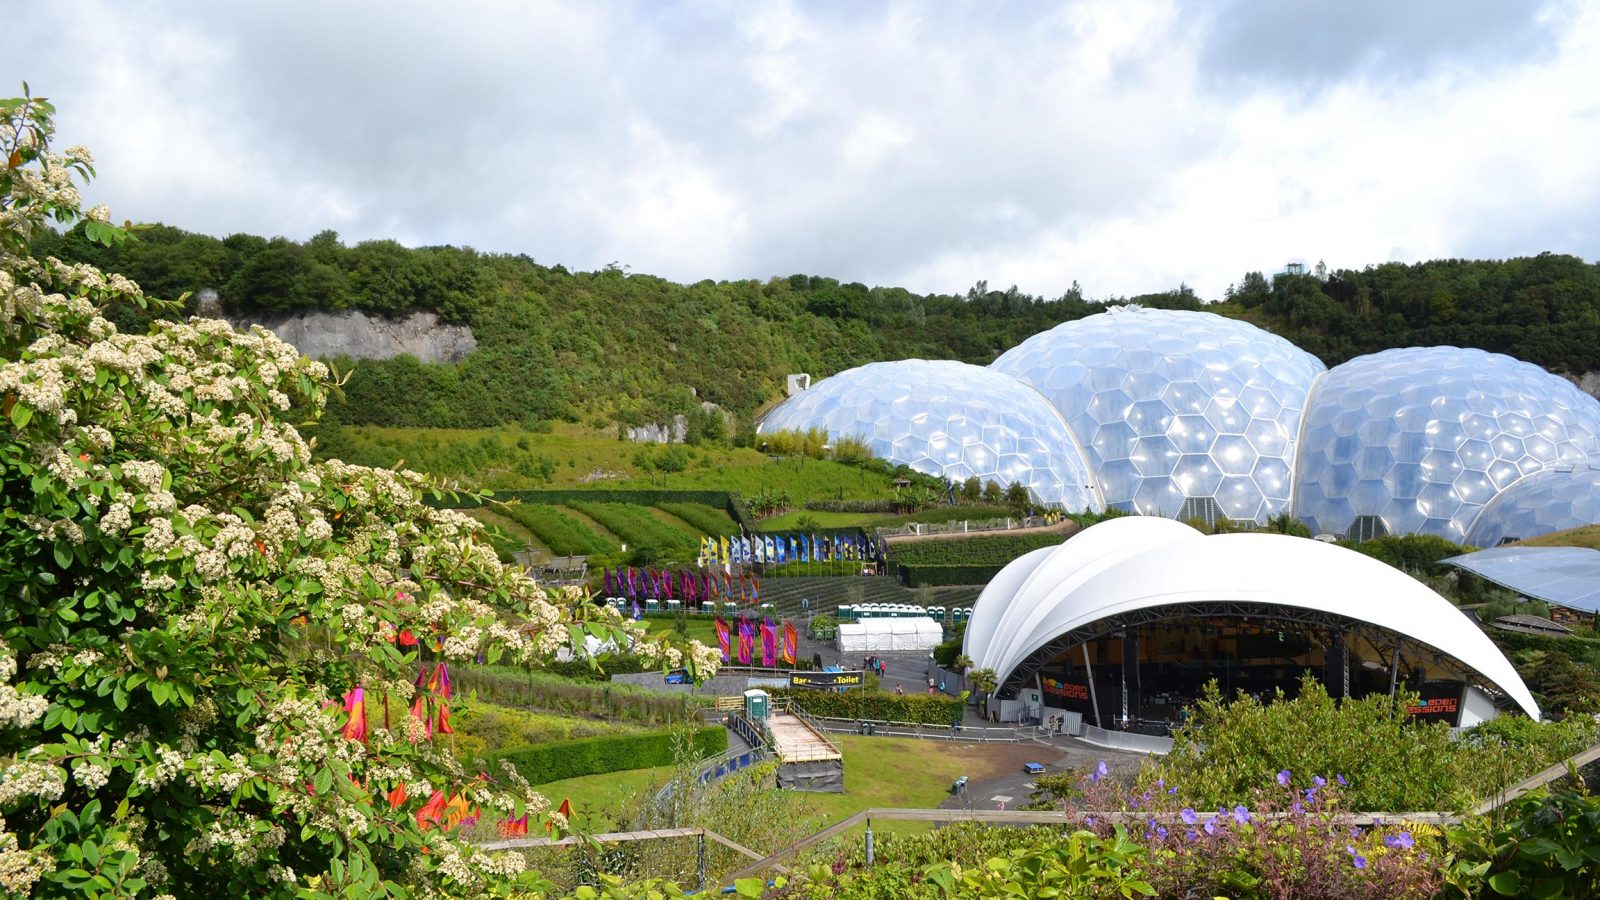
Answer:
top-left (966, 517), bottom-right (1539, 719)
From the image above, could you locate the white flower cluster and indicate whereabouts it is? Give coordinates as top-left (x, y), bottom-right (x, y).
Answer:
top-left (0, 645), bottom-right (47, 728)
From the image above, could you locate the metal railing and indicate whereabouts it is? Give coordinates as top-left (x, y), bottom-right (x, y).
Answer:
top-left (774, 704), bottom-right (843, 761)
top-left (800, 712), bottom-right (1046, 743)
top-left (876, 514), bottom-right (1066, 539)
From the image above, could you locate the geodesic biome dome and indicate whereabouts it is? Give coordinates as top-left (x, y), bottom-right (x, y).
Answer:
top-left (990, 306), bottom-right (1325, 524)
top-left (1464, 466), bottom-right (1600, 548)
top-left (1294, 347), bottom-right (1600, 543)
top-left (757, 359), bottom-right (1103, 511)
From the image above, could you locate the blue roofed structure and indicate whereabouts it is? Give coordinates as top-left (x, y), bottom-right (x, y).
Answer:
top-left (1442, 546), bottom-right (1600, 615)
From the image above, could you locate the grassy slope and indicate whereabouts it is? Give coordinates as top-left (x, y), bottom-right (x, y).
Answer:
top-left (524, 733), bottom-right (1036, 838)
top-left (1511, 525), bottom-right (1600, 550)
top-left (319, 422), bottom-right (894, 500)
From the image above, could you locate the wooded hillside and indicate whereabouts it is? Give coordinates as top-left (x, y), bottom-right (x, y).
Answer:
top-left (34, 224), bottom-right (1600, 430)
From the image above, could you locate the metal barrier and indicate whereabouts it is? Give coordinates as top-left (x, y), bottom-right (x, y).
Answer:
top-left (801, 713), bottom-right (1045, 743)
top-left (1079, 723), bottom-right (1174, 755)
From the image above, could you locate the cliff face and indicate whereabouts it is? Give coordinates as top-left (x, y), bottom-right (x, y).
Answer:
top-left (219, 307), bottom-right (475, 364)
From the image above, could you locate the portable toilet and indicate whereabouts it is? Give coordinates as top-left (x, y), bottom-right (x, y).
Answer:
top-left (724, 601), bottom-right (738, 614)
top-left (666, 599), bottom-right (681, 614)
top-left (645, 598), bottom-right (660, 613)
top-left (743, 689), bottom-right (770, 721)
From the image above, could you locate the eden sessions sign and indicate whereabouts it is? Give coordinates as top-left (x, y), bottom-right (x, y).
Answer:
top-left (789, 670), bottom-right (865, 690)
top-left (1042, 677), bottom-right (1090, 701)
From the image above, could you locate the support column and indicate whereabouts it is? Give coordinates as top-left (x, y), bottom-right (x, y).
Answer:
top-left (1324, 632), bottom-right (1348, 699)
top-left (1082, 643), bottom-right (1103, 730)
top-left (1120, 628), bottom-right (1139, 727)
top-left (1387, 635), bottom-right (1403, 704)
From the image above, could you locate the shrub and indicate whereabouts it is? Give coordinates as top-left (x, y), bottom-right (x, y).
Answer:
top-left (771, 689), bottom-right (963, 725)
top-left (455, 665), bottom-right (707, 726)
top-left (891, 533), bottom-right (1066, 566)
top-left (483, 726), bottom-right (726, 785)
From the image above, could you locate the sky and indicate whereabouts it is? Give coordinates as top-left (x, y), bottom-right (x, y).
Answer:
top-left (9, 0), bottom-right (1600, 301)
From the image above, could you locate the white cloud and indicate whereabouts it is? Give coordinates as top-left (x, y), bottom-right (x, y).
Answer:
top-left (4, 0), bottom-right (1595, 303)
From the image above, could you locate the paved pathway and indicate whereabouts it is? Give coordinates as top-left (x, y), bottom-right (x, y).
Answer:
top-left (940, 736), bottom-right (1147, 811)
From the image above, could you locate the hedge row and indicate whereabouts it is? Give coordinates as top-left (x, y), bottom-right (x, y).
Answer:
top-left (481, 726), bottom-right (727, 785)
top-left (456, 665), bottom-right (708, 725)
top-left (897, 564), bottom-right (1006, 587)
top-left (499, 503), bottom-right (613, 556)
top-left (891, 533), bottom-right (1066, 567)
top-left (569, 501), bottom-right (698, 552)
top-left (447, 489), bottom-right (759, 534)
top-left (656, 502), bottom-right (741, 536)
top-left (773, 688), bottom-right (964, 725)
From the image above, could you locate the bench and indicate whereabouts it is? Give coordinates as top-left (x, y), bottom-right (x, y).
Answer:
top-left (951, 776), bottom-right (968, 795)
top-left (1022, 762), bottom-right (1047, 775)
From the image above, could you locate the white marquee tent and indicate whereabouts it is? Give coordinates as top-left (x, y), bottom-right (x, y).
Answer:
top-left (836, 616), bottom-right (943, 653)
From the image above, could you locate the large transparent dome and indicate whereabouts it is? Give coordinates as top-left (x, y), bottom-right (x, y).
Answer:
top-left (1294, 348), bottom-right (1600, 542)
top-left (991, 307), bottom-right (1325, 524)
top-left (757, 359), bottom-right (1102, 510)
top-left (1465, 467), bottom-right (1600, 547)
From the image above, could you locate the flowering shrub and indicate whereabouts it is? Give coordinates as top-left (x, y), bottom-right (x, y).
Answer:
top-left (1029, 763), bottom-right (1444, 899)
top-left (0, 87), bottom-right (718, 897)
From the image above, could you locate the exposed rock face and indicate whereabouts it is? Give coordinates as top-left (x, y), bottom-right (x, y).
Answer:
top-left (1574, 372), bottom-right (1600, 402)
top-left (221, 301), bottom-right (476, 363)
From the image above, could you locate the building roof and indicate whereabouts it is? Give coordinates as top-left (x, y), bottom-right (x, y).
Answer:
top-left (967, 516), bottom-right (1539, 718)
top-left (1442, 546), bottom-right (1600, 614)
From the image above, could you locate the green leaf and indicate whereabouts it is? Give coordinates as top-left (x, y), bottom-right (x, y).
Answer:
top-left (733, 877), bottom-right (765, 897)
top-left (1488, 871), bottom-right (1522, 896)
top-left (9, 401), bottom-right (32, 428)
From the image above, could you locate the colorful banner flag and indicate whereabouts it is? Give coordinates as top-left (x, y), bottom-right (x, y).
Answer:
top-left (737, 618), bottom-right (754, 665)
top-left (720, 535), bottom-right (730, 564)
top-left (783, 621), bottom-right (798, 665)
top-left (760, 618), bottom-right (776, 667)
top-left (713, 616), bottom-right (731, 662)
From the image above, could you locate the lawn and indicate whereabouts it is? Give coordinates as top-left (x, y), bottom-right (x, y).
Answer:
top-left (509, 765), bottom-right (675, 834)
top-left (318, 422), bottom-right (896, 501)
top-left (1513, 524), bottom-right (1600, 550)
top-left (803, 735), bottom-right (1028, 831)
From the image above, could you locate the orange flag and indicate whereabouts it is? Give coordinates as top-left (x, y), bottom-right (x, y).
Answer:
top-left (436, 701), bottom-right (453, 735)
top-left (416, 790), bottom-right (447, 831)
top-left (341, 686), bottom-right (367, 742)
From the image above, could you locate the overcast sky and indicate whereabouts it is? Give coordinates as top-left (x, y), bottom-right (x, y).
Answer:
top-left (9, 1), bottom-right (1600, 300)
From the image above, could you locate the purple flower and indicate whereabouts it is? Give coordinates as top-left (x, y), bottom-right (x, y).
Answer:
top-left (1156, 778), bottom-right (1165, 789)
top-left (1384, 831), bottom-right (1415, 850)
top-left (1313, 775), bottom-right (1327, 788)
top-left (1181, 808), bottom-right (1198, 825)
top-left (1277, 769), bottom-right (1292, 787)
top-left (1204, 818), bottom-right (1217, 835)
top-left (1156, 826), bottom-right (1168, 840)
top-left (1291, 800), bottom-right (1304, 814)
top-left (1185, 829), bottom-right (1198, 842)
top-left (1304, 787), bottom-right (1318, 802)
top-left (1167, 786), bottom-right (1178, 795)
top-left (1348, 826), bottom-right (1361, 839)
top-left (1347, 845), bottom-right (1367, 869)
top-left (1088, 760), bottom-right (1108, 782)
top-left (1336, 774), bottom-right (1347, 786)
top-left (1233, 805), bottom-right (1251, 825)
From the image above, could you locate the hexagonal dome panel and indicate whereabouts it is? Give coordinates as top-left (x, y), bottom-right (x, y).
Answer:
top-left (1294, 348), bottom-right (1600, 542)
top-left (1465, 467), bottom-right (1600, 547)
top-left (991, 307), bottom-right (1325, 523)
top-left (757, 359), bottom-right (1102, 511)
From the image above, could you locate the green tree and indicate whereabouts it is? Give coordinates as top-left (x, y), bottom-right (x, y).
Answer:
top-left (0, 89), bottom-right (716, 897)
